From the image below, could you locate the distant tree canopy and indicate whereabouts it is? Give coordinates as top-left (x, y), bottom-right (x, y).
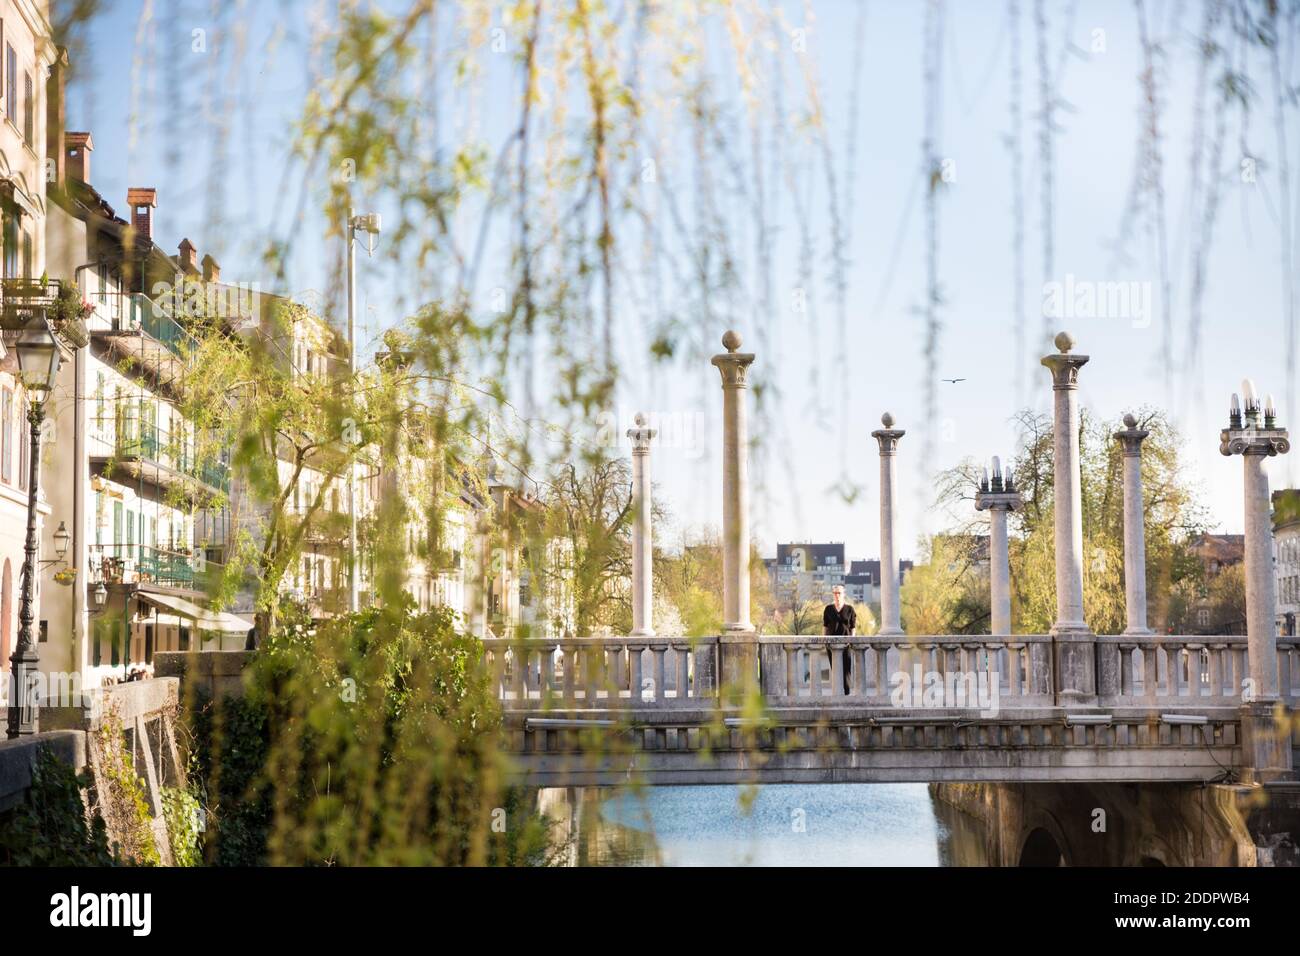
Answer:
top-left (902, 407), bottom-right (1211, 636)
top-left (655, 529), bottom-right (775, 638)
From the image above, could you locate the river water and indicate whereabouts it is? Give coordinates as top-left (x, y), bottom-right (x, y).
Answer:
top-left (543, 783), bottom-right (989, 866)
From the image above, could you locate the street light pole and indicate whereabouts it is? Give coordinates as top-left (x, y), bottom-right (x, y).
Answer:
top-left (347, 207), bottom-right (358, 614)
top-left (8, 316), bottom-right (62, 739)
top-left (7, 400), bottom-right (45, 738)
top-left (345, 209), bottom-right (381, 615)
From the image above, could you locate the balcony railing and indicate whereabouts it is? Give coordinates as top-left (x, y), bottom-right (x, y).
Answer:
top-left (0, 278), bottom-right (90, 349)
top-left (88, 292), bottom-right (195, 362)
top-left (92, 543), bottom-right (222, 591)
top-left (92, 421), bottom-right (231, 494)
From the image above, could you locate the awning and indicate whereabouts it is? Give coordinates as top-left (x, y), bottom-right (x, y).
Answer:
top-left (137, 591), bottom-right (252, 634)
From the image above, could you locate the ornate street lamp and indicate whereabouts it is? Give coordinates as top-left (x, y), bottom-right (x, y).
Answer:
top-left (7, 316), bottom-right (62, 739)
top-left (52, 521), bottom-right (70, 562)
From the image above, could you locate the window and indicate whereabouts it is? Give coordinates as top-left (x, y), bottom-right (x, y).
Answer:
top-left (22, 70), bottom-right (31, 143)
top-left (4, 45), bottom-right (15, 122)
top-left (2, 212), bottom-right (16, 278)
top-left (16, 393), bottom-right (26, 490)
top-left (1197, 608), bottom-right (1211, 627)
top-left (21, 229), bottom-right (30, 279)
top-left (1, 387), bottom-right (10, 484)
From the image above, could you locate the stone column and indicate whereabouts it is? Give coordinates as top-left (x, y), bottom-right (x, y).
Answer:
top-left (871, 413), bottom-right (905, 636)
top-left (975, 458), bottom-right (1022, 636)
top-left (711, 331), bottom-right (756, 695)
top-left (1115, 414), bottom-right (1152, 635)
top-left (1220, 386), bottom-right (1292, 781)
top-left (1040, 331), bottom-right (1095, 705)
top-left (627, 413), bottom-right (657, 636)
top-left (711, 331), bottom-right (755, 633)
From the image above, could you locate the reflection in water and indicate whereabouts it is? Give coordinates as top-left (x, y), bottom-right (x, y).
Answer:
top-left (542, 783), bottom-right (987, 866)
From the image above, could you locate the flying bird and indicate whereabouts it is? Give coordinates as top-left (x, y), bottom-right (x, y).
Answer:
top-left (942, 377), bottom-right (967, 384)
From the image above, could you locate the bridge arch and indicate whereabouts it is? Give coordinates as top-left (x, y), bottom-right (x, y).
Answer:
top-left (1126, 833), bottom-right (1176, 867)
top-left (1019, 827), bottom-right (1066, 867)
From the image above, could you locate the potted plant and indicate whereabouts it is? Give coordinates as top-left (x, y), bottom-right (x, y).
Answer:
top-left (48, 282), bottom-right (93, 348)
top-left (53, 566), bottom-right (78, 586)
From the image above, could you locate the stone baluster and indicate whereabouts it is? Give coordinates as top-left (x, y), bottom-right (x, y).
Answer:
top-left (627, 413), bottom-right (657, 637)
top-left (871, 413), bottom-right (906, 636)
top-left (628, 644), bottom-right (645, 704)
top-left (711, 331), bottom-right (757, 692)
top-left (1040, 331), bottom-right (1096, 705)
top-left (1220, 382), bottom-right (1293, 782)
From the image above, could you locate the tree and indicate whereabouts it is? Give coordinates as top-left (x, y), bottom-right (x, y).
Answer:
top-left (910, 406), bottom-right (1208, 635)
top-left (527, 454), bottom-right (637, 636)
top-left (656, 528), bottom-right (775, 637)
top-left (901, 535), bottom-right (991, 635)
top-left (776, 599), bottom-right (825, 636)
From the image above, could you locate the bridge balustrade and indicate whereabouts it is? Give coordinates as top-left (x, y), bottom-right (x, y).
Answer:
top-left (485, 633), bottom-right (1300, 712)
top-left (482, 637), bottom-right (718, 708)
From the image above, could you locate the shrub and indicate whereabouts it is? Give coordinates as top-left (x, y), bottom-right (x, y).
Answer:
top-left (0, 746), bottom-right (116, 867)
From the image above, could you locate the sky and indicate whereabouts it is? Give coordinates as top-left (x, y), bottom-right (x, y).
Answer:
top-left (70, 0), bottom-right (1300, 564)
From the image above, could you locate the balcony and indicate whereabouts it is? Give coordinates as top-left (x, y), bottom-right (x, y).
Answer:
top-left (90, 421), bottom-right (231, 499)
top-left (0, 278), bottom-right (90, 350)
top-left (91, 543), bottom-right (223, 592)
top-left (88, 293), bottom-right (195, 393)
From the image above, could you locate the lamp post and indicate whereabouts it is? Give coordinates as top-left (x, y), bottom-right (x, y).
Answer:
top-left (1220, 380), bottom-right (1292, 782)
top-left (8, 316), bottom-right (62, 739)
top-left (974, 456), bottom-right (1022, 637)
top-left (346, 209), bottom-right (381, 613)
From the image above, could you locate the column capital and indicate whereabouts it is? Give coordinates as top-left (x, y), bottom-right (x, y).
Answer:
top-left (871, 412), bottom-right (905, 455)
top-left (711, 329), bottom-right (755, 389)
top-left (975, 490), bottom-right (1022, 513)
top-left (1040, 331), bottom-right (1090, 389)
top-left (1220, 426), bottom-right (1290, 457)
top-left (627, 412), bottom-right (657, 455)
top-left (1114, 413), bottom-right (1150, 457)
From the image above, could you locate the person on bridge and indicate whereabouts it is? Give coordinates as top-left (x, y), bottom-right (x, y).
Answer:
top-left (822, 584), bottom-right (855, 694)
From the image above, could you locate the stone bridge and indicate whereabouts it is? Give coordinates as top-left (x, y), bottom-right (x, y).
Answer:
top-left (492, 330), bottom-right (1299, 793)
top-left (488, 632), bottom-right (1299, 787)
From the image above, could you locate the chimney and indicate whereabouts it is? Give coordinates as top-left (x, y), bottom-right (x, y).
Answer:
top-left (65, 131), bottom-right (92, 184)
top-left (178, 238), bottom-right (198, 275)
top-left (127, 188), bottom-right (157, 241)
top-left (46, 48), bottom-right (69, 186)
top-left (201, 253), bottom-right (220, 282)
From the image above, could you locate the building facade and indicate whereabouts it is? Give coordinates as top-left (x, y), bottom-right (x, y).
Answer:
top-left (0, 0), bottom-right (58, 695)
top-left (42, 137), bottom-right (249, 688)
top-left (1275, 490), bottom-right (1300, 638)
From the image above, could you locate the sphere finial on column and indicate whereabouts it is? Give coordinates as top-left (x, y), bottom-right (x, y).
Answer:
top-left (1123, 412), bottom-right (1137, 428)
top-left (635, 412), bottom-right (646, 426)
top-left (881, 412), bottom-right (894, 428)
top-left (722, 329), bottom-right (742, 352)
top-left (1054, 331), bottom-right (1075, 353)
